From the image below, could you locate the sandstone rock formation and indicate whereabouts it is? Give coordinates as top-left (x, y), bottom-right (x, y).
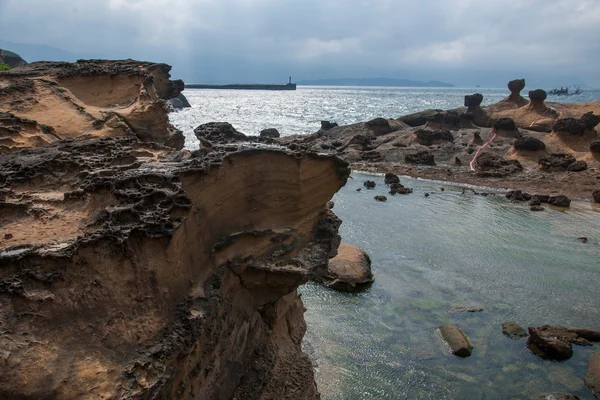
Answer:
top-left (316, 243), bottom-right (374, 291)
top-left (0, 135), bottom-right (350, 399)
top-left (0, 60), bottom-right (185, 153)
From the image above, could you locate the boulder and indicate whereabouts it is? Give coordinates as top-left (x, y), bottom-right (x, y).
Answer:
top-left (538, 153), bottom-right (577, 171)
top-left (374, 195), bottom-right (387, 202)
top-left (439, 325), bottom-right (473, 357)
top-left (530, 205), bottom-right (545, 211)
top-left (398, 109), bottom-right (444, 127)
top-left (567, 160), bottom-right (587, 172)
top-left (260, 128), bottom-right (280, 138)
top-left (323, 243), bottom-right (374, 292)
top-left (405, 151), bottom-right (435, 165)
top-left (585, 348), bottom-right (600, 398)
top-left (389, 183), bottom-right (413, 195)
top-left (531, 393), bottom-right (581, 400)
top-left (320, 120), bottom-right (338, 130)
top-left (514, 136), bottom-right (546, 151)
top-left (365, 117), bottom-right (391, 135)
top-left (194, 122), bottom-right (248, 145)
top-left (548, 195), bottom-right (571, 207)
top-left (427, 110), bottom-right (475, 130)
top-left (593, 189), bottom-right (600, 203)
top-left (176, 92), bottom-right (191, 108)
top-left (413, 129), bottom-right (454, 145)
top-left (528, 325), bottom-right (599, 361)
top-left (474, 152), bottom-right (523, 176)
top-left (363, 180), bottom-right (376, 189)
top-left (384, 173), bottom-right (400, 185)
top-left (534, 194), bottom-right (551, 203)
top-left (502, 321), bottom-right (528, 339)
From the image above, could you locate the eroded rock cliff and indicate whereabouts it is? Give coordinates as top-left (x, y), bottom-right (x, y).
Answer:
top-left (0, 137), bottom-right (350, 399)
top-left (0, 60), bottom-right (185, 153)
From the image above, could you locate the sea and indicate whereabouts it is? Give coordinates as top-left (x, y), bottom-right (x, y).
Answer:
top-left (169, 86), bottom-right (600, 400)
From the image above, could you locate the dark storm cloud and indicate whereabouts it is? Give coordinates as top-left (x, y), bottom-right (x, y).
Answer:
top-left (1, 0), bottom-right (599, 86)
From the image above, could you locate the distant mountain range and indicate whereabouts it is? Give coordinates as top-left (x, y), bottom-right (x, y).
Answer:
top-left (296, 77), bottom-right (455, 87)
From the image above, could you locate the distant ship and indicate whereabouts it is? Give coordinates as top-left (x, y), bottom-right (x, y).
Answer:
top-left (548, 85), bottom-right (582, 96)
top-left (186, 77), bottom-right (296, 91)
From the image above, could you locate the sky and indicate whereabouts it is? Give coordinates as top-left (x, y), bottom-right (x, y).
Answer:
top-left (1, 0), bottom-right (599, 87)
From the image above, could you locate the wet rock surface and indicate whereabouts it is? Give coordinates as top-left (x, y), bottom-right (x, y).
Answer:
top-left (0, 135), bottom-right (350, 399)
top-left (317, 243), bottom-right (374, 292)
top-left (585, 348), bottom-right (600, 399)
top-left (527, 325), bottom-right (600, 361)
top-left (439, 325), bottom-right (473, 357)
top-left (503, 322), bottom-right (529, 339)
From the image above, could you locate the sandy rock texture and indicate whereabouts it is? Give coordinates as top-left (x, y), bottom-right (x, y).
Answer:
top-left (0, 59), bottom-right (185, 153)
top-left (0, 135), bottom-right (350, 399)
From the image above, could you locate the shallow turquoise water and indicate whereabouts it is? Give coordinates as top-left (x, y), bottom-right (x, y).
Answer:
top-left (301, 172), bottom-right (600, 400)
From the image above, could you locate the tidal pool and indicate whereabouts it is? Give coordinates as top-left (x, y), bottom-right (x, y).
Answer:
top-left (301, 172), bottom-right (600, 400)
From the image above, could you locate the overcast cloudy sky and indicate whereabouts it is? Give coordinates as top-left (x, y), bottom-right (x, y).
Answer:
top-left (1, 0), bottom-right (599, 87)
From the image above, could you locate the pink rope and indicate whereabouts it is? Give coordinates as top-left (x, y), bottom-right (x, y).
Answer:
top-left (470, 129), bottom-right (497, 171)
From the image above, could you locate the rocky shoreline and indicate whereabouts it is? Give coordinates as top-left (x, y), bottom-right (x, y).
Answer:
top-left (2, 60), bottom-right (600, 399)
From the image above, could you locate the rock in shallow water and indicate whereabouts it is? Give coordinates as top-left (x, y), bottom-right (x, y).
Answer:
top-left (530, 393), bottom-right (581, 400)
top-left (319, 243), bottom-right (374, 292)
top-left (439, 324), bottom-right (473, 357)
top-left (585, 348), bottom-right (600, 399)
top-left (502, 321), bottom-right (528, 339)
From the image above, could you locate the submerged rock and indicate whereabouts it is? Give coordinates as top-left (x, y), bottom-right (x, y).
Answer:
top-left (585, 348), bottom-right (600, 398)
top-left (530, 393), bottom-right (581, 400)
top-left (527, 325), bottom-right (600, 361)
top-left (320, 243), bottom-right (374, 292)
top-left (439, 324), bottom-right (473, 357)
top-left (364, 180), bottom-right (376, 189)
top-left (503, 322), bottom-right (528, 339)
top-left (374, 195), bottom-right (387, 202)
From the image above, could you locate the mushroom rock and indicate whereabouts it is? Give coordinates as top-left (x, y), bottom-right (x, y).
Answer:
top-left (465, 93), bottom-right (493, 127)
top-left (464, 93), bottom-right (483, 110)
top-left (507, 78), bottom-right (528, 107)
top-left (581, 112), bottom-right (600, 131)
top-left (527, 89), bottom-right (549, 111)
top-left (493, 118), bottom-right (521, 137)
top-left (0, 136), bottom-right (350, 399)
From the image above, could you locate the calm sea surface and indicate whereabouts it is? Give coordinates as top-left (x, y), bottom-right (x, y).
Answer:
top-left (169, 87), bottom-right (600, 399)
